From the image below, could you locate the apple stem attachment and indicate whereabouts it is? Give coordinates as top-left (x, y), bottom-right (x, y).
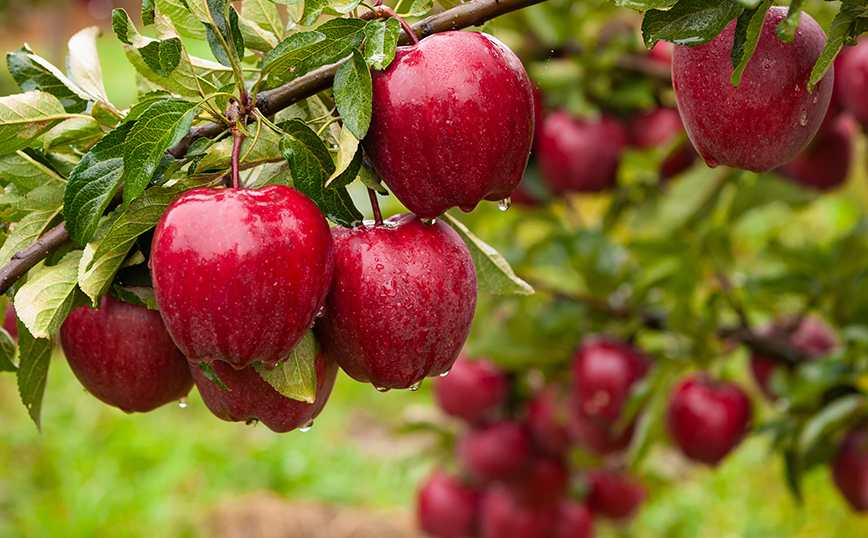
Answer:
top-left (231, 124), bottom-right (244, 189)
top-left (366, 5), bottom-right (420, 45)
top-left (368, 188), bottom-right (384, 226)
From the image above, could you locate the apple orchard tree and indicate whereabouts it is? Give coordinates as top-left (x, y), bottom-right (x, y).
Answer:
top-left (1, 0), bottom-right (868, 531)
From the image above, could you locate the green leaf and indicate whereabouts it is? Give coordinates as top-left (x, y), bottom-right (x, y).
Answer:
top-left (301, 0), bottom-right (361, 25)
top-left (357, 162), bottom-right (386, 194)
top-left (727, 173), bottom-right (815, 222)
top-left (194, 120), bottom-right (282, 172)
top-left (326, 125), bottom-right (359, 188)
top-left (333, 50), bottom-right (372, 139)
top-left (67, 26), bottom-right (112, 105)
top-left (774, 0), bottom-right (804, 43)
top-left (63, 123), bottom-right (132, 246)
top-left (253, 331), bottom-right (318, 403)
top-left (642, 0), bottom-right (744, 48)
top-left (364, 19), bottom-right (400, 70)
top-left (110, 284), bottom-right (158, 310)
top-left (6, 48), bottom-right (89, 114)
top-left (16, 320), bottom-right (53, 432)
top-left (0, 201), bottom-right (63, 268)
top-left (203, 0), bottom-right (245, 68)
top-left (443, 213), bottom-right (535, 296)
top-left (198, 362), bottom-right (230, 390)
top-left (798, 395), bottom-right (866, 454)
top-left (809, 7), bottom-right (865, 91)
top-left (42, 117), bottom-right (103, 150)
top-left (783, 448), bottom-right (804, 503)
top-left (279, 120), bottom-right (362, 227)
top-left (155, 0), bottom-right (207, 40)
top-left (142, 0), bottom-right (156, 24)
top-left (243, 0), bottom-right (285, 39)
top-left (15, 250), bottom-right (85, 339)
top-left (122, 99), bottom-right (198, 207)
top-left (238, 14), bottom-right (279, 52)
top-left (730, 0), bottom-right (772, 86)
top-left (655, 166), bottom-right (729, 233)
top-left (0, 327), bottom-right (16, 372)
top-left (0, 91), bottom-right (70, 155)
top-left (615, 0), bottom-right (677, 12)
top-left (0, 150), bottom-right (65, 192)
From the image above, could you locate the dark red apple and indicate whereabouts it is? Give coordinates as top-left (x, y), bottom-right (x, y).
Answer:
top-left (665, 374), bottom-right (752, 466)
top-left (416, 472), bottom-right (482, 538)
top-left (479, 484), bottom-right (557, 538)
top-left (508, 456), bottom-right (569, 508)
top-left (433, 354), bottom-right (509, 424)
top-left (777, 114), bottom-right (856, 191)
top-left (648, 41), bottom-right (674, 66)
top-left (831, 428), bottom-right (868, 512)
top-left (59, 294), bottom-right (193, 413)
top-left (585, 469), bottom-right (646, 522)
top-left (536, 111), bottom-right (629, 193)
top-left (3, 303), bottom-right (17, 339)
top-left (150, 185), bottom-right (334, 370)
top-left (527, 388), bottom-right (571, 457)
top-left (189, 347), bottom-right (338, 433)
top-left (314, 213), bottom-right (477, 390)
top-left (630, 107), bottom-right (698, 180)
top-left (552, 501), bottom-right (594, 538)
top-left (567, 405), bottom-right (635, 455)
top-left (456, 420), bottom-right (532, 483)
top-left (671, 7), bottom-right (833, 172)
top-left (838, 40), bottom-right (868, 129)
top-left (363, 31), bottom-right (534, 219)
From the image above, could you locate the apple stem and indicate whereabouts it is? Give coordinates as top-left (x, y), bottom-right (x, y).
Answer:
top-left (367, 5), bottom-right (420, 45)
top-left (231, 124), bottom-right (243, 189)
top-left (368, 188), bottom-right (384, 226)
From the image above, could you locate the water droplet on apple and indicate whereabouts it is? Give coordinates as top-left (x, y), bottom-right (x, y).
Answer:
top-left (409, 380), bottom-right (423, 391)
top-left (703, 156), bottom-right (719, 168)
top-left (798, 110), bottom-right (808, 126)
top-left (375, 386), bottom-right (391, 393)
top-left (384, 281), bottom-right (397, 296)
top-left (376, 263), bottom-right (384, 271)
top-left (178, 398), bottom-right (188, 409)
top-left (309, 320), bottom-right (317, 329)
top-left (299, 420), bottom-right (314, 432)
top-left (794, 84), bottom-right (804, 97)
top-left (498, 198), bottom-right (511, 211)
top-left (381, 335), bottom-right (392, 347)
top-left (316, 305), bottom-right (326, 317)
top-left (422, 218), bottom-right (437, 226)
top-left (440, 369), bottom-right (451, 377)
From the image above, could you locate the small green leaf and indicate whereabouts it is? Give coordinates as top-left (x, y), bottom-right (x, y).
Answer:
top-left (334, 50), bottom-right (372, 139)
top-left (357, 162), bottom-right (387, 194)
top-left (6, 48), bottom-right (89, 114)
top-left (142, 0), bottom-right (156, 24)
top-left (775, 0), bottom-right (804, 43)
top-left (730, 0), bottom-right (772, 86)
top-left (0, 91), bottom-right (70, 156)
top-left (397, 0), bottom-right (433, 16)
top-left (642, 0), bottom-right (744, 48)
top-left (155, 0), bottom-right (207, 40)
top-left (809, 7), bottom-right (865, 91)
top-left (42, 117), bottom-right (103, 150)
top-left (253, 331), bottom-right (318, 403)
top-left (238, 14), bottom-right (279, 52)
top-left (727, 173), bottom-right (814, 222)
top-left (783, 448), bottom-right (804, 503)
top-left (15, 250), bottom-right (86, 340)
top-left (204, 0), bottom-right (245, 68)
top-left (0, 200), bottom-right (63, 268)
top-left (67, 26), bottom-right (112, 104)
top-left (16, 320), bottom-right (53, 431)
top-left (243, 0), bottom-right (285, 39)
top-left (364, 19), bottom-right (400, 70)
top-left (122, 98), bottom-right (198, 207)
top-left (198, 362), bottom-right (230, 391)
top-left (194, 120), bottom-right (282, 173)
top-left (0, 328), bottom-right (16, 372)
top-left (326, 125), bottom-right (360, 188)
top-left (0, 150), bottom-right (65, 192)
top-left (615, 0), bottom-right (677, 12)
top-left (300, 0), bottom-right (361, 25)
top-left (443, 213), bottom-right (535, 296)
top-left (110, 284), bottom-right (158, 310)
top-left (798, 395), bottom-right (866, 454)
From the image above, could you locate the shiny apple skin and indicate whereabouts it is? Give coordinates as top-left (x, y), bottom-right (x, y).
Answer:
top-left (189, 348), bottom-right (337, 433)
top-left (665, 374), bottom-right (752, 466)
top-left (671, 7), bottom-right (833, 173)
top-left (314, 214), bottom-right (477, 390)
top-left (150, 185), bottom-right (334, 370)
top-left (60, 294), bottom-right (193, 413)
top-left (777, 114), bottom-right (856, 191)
top-left (838, 40), bottom-right (868, 129)
top-left (3, 303), bottom-right (17, 339)
top-left (832, 428), bottom-right (868, 512)
top-left (364, 31), bottom-right (534, 219)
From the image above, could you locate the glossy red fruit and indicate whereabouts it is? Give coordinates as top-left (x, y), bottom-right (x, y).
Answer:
top-left (831, 428), bottom-right (868, 512)
top-left (777, 114), bottom-right (856, 191)
top-left (150, 185), bottom-right (334, 370)
top-left (457, 420), bottom-right (532, 483)
top-left (567, 406), bottom-right (635, 455)
top-left (586, 469), bottom-right (647, 522)
top-left (416, 473), bottom-right (482, 538)
top-left (190, 346), bottom-right (338, 433)
top-left (60, 294), bottom-right (193, 413)
top-left (364, 31), bottom-right (534, 219)
top-left (751, 315), bottom-right (838, 398)
top-left (3, 303), bottom-right (17, 339)
top-left (315, 214), bottom-right (477, 390)
top-left (508, 457), bottom-right (570, 508)
top-left (671, 7), bottom-right (833, 172)
top-left (536, 111), bottom-right (629, 193)
top-left (838, 40), bottom-right (868, 128)
top-left (434, 354), bottom-right (509, 424)
top-left (572, 336), bottom-right (652, 427)
top-left (527, 388), bottom-right (571, 457)
top-left (552, 501), bottom-right (594, 538)
top-left (665, 374), bottom-right (752, 466)
top-left (631, 107), bottom-right (698, 180)
top-left (480, 484), bottom-right (557, 538)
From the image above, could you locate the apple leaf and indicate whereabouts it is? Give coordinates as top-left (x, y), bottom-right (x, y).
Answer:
top-left (155, 0), bottom-right (207, 40)
top-left (194, 120), bottom-right (282, 173)
top-left (238, 14), bottom-right (279, 52)
top-left (0, 91), bottom-right (70, 156)
top-left (0, 150), bottom-right (65, 193)
top-left (63, 122), bottom-right (132, 246)
top-left (300, 0), bottom-right (361, 26)
top-left (142, 0), bottom-right (155, 25)
top-left (364, 18), bottom-right (400, 70)
top-left (15, 250), bottom-right (86, 340)
top-left (279, 119), bottom-right (363, 227)
top-left (798, 394), bottom-right (866, 454)
top-left (111, 284), bottom-right (158, 310)
top-left (397, 0), bottom-right (433, 17)
top-left (642, 0), bottom-right (743, 49)
top-left (6, 47), bottom-right (89, 114)
top-left (202, 0), bottom-right (245, 68)
top-left (0, 200), bottom-right (63, 270)
top-left (334, 50), bottom-right (372, 139)
top-left (443, 213), bottom-right (535, 296)
top-left (357, 163), bottom-right (387, 194)
top-left (727, 174), bottom-right (814, 222)
top-left (809, 6), bottom-right (865, 91)
top-left (614, 0), bottom-right (677, 12)
top-left (198, 362), bottom-right (230, 391)
top-left (243, 0), bottom-right (285, 40)
top-left (250, 162), bottom-right (292, 188)
top-left (325, 125), bottom-right (360, 188)
top-left (253, 330), bottom-right (318, 404)
top-left (122, 98), bottom-right (198, 208)
top-left (0, 327), bottom-right (16, 372)
top-left (67, 27), bottom-right (112, 105)
top-left (730, 0), bottom-right (772, 86)
top-left (42, 117), bottom-right (103, 150)
top-left (16, 320), bottom-right (53, 432)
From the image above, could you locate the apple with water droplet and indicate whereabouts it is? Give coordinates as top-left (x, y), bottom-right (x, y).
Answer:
top-left (150, 185), bottom-right (334, 370)
top-left (363, 31), bottom-right (535, 219)
top-left (314, 213), bottom-right (477, 390)
top-left (777, 114), bottom-right (856, 191)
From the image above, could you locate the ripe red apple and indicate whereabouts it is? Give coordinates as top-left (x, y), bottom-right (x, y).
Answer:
top-left (777, 114), bottom-right (856, 191)
top-left (750, 314), bottom-right (838, 398)
top-left (433, 354), bottom-right (509, 424)
top-left (536, 111), bottom-right (629, 193)
top-left (416, 472), bottom-right (482, 538)
top-left (3, 303), bottom-right (17, 339)
top-left (363, 31), bottom-right (534, 219)
top-left (150, 185), bottom-right (334, 370)
top-left (456, 420), bottom-right (532, 483)
top-left (831, 428), bottom-right (868, 512)
top-left (648, 41), bottom-right (674, 66)
top-left (59, 294), bottom-right (193, 413)
top-left (630, 107), bottom-right (698, 180)
top-left (838, 40), bottom-right (868, 129)
top-left (479, 484), bottom-right (557, 538)
top-left (527, 388), bottom-right (571, 457)
top-left (665, 374), bottom-right (752, 466)
top-left (189, 347), bottom-right (338, 433)
top-left (567, 404), bottom-right (635, 455)
top-left (314, 214), bottom-right (477, 390)
top-left (551, 501), bottom-right (594, 538)
top-left (671, 7), bottom-right (833, 172)
top-left (586, 469), bottom-right (646, 522)
top-left (508, 456), bottom-right (570, 508)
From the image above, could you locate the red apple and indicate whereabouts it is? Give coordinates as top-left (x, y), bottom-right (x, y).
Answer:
top-left (567, 405), bottom-right (635, 455)
top-left (189, 347), bottom-right (337, 433)
top-left (671, 7), bottom-right (833, 172)
top-left (630, 107), bottom-right (698, 180)
top-left (831, 428), bottom-right (868, 512)
top-left (665, 374), bottom-right (752, 466)
top-left (536, 111), bottom-right (629, 193)
top-left (527, 388), bottom-right (571, 457)
top-left (777, 114), bottom-right (856, 191)
top-left (457, 420), bottom-right (533, 483)
top-left (586, 469), bottom-right (647, 522)
top-left (150, 185), bottom-right (334, 370)
top-left (3, 303), bottom-right (17, 339)
top-left (364, 31), bottom-right (534, 219)
top-left (648, 41), bottom-right (674, 66)
top-left (508, 456), bottom-right (570, 508)
top-left (479, 484), bottom-right (557, 538)
top-left (552, 501), bottom-right (594, 538)
top-left (416, 472), bottom-right (482, 538)
top-left (838, 40), bottom-right (868, 129)
top-left (314, 214), bottom-right (477, 390)
top-left (434, 354), bottom-right (509, 424)
top-left (59, 294), bottom-right (193, 413)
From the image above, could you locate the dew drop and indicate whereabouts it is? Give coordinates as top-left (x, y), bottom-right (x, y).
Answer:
top-left (316, 305), bottom-right (326, 317)
top-left (299, 419), bottom-right (314, 432)
top-left (409, 380), bottom-right (423, 391)
top-left (376, 263), bottom-right (384, 271)
top-left (178, 397), bottom-right (188, 409)
top-left (440, 369), bottom-right (451, 377)
top-left (422, 218), bottom-right (437, 226)
top-left (794, 84), bottom-right (804, 97)
top-left (384, 281), bottom-right (397, 296)
top-left (309, 320), bottom-right (317, 329)
top-left (375, 386), bottom-right (391, 393)
top-left (498, 198), bottom-right (511, 212)
top-left (703, 156), bottom-right (719, 169)
top-left (798, 110), bottom-right (808, 126)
